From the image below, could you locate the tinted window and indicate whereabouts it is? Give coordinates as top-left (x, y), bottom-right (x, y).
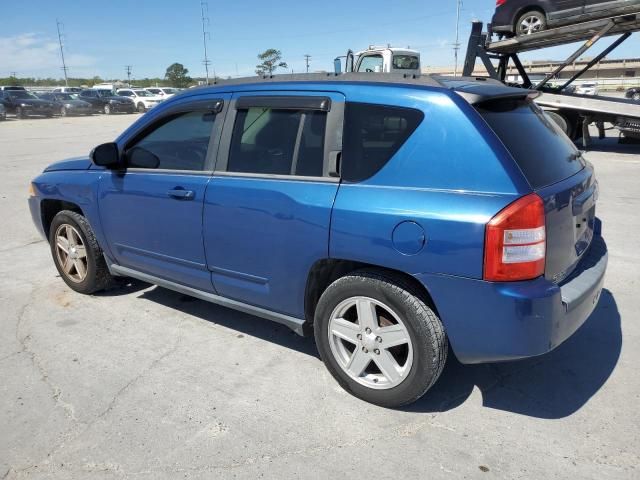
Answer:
top-left (342, 103), bottom-right (424, 182)
top-left (127, 111), bottom-right (216, 171)
top-left (392, 55), bottom-right (419, 70)
top-left (477, 99), bottom-right (585, 189)
top-left (227, 107), bottom-right (326, 176)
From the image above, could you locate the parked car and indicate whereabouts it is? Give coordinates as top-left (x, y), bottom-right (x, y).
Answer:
top-left (576, 82), bottom-right (599, 95)
top-left (27, 75), bottom-right (607, 407)
top-left (52, 87), bottom-right (83, 94)
top-left (38, 92), bottom-right (93, 116)
top-left (0, 86), bottom-right (26, 91)
top-left (626, 87), bottom-right (640, 101)
top-left (116, 88), bottom-right (164, 112)
top-left (0, 90), bottom-right (56, 118)
top-left (492, 0), bottom-right (640, 36)
top-left (145, 87), bottom-right (179, 98)
top-left (78, 89), bottom-right (135, 114)
top-left (0, 103), bottom-right (6, 120)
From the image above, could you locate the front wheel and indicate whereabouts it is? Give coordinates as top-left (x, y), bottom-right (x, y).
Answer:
top-left (16, 106), bottom-right (27, 119)
top-left (103, 104), bottom-right (111, 115)
top-left (137, 103), bottom-right (146, 113)
top-left (49, 210), bottom-right (114, 294)
top-left (516, 10), bottom-right (546, 36)
top-left (314, 270), bottom-right (447, 407)
top-left (633, 93), bottom-right (640, 101)
top-left (60, 106), bottom-right (68, 117)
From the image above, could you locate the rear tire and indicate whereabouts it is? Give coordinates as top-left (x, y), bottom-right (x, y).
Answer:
top-left (516, 10), bottom-right (546, 35)
top-left (49, 210), bottom-right (114, 294)
top-left (314, 270), bottom-right (447, 407)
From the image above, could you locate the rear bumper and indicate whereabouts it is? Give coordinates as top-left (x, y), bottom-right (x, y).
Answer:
top-left (416, 233), bottom-right (607, 364)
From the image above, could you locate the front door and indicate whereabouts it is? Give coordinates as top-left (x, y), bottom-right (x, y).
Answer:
top-left (99, 95), bottom-right (229, 291)
top-left (203, 92), bottom-right (344, 317)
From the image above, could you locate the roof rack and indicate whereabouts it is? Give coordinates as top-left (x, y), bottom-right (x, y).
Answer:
top-left (486, 11), bottom-right (640, 54)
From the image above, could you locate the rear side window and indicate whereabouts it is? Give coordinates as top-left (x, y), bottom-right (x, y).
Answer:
top-left (478, 99), bottom-right (585, 189)
top-left (227, 107), bottom-right (327, 177)
top-left (342, 103), bottom-right (424, 182)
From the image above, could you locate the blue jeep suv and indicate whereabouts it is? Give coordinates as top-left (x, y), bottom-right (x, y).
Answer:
top-left (28, 74), bottom-right (608, 407)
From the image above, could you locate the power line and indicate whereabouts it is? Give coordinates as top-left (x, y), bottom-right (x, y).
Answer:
top-left (125, 65), bottom-right (132, 86)
top-left (304, 54), bottom-right (311, 73)
top-left (56, 19), bottom-right (69, 86)
top-left (200, 1), bottom-right (212, 85)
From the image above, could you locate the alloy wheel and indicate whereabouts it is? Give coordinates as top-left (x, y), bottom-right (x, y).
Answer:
top-left (520, 15), bottom-right (543, 35)
top-left (54, 224), bottom-right (88, 283)
top-left (328, 296), bottom-right (413, 390)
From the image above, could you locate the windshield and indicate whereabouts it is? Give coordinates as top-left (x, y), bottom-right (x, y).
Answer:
top-left (392, 55), bottom-right (419, 70)
top-left (8, 91), bottom-right (36, 99)
top-left (147, 89), bottom-right (160, 94)
top-left (133, 90), bottom-right (153, 97)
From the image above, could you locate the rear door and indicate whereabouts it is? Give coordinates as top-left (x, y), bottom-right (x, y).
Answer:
top-left (203, 91), bottom-right (344, 318)
top-left (548, 0), bottom-right (585, 21)
top-left (477, 98), bottom-right (596, 283)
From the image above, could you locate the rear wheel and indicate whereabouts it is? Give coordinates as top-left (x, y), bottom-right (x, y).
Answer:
top-left (314, 270), bottom-right (447, 407)
top-left (49, 210), bottom-right (114, 294)
top-left (103, 104), bottom-right (111, 115)
top-left (516, 10), bottom-right (546, 35)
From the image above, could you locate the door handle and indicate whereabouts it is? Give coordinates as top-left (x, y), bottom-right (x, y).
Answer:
top-left (167, 188), bottom-right (195, 200)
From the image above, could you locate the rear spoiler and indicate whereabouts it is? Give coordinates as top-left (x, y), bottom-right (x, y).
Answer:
top-left (435, 76), bottom-right (541, 105)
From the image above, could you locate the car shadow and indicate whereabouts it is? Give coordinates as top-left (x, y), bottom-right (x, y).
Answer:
top-left (404, 288), bottom-right (621, 418)
top-left (102, 280), bottom-right (621, 418)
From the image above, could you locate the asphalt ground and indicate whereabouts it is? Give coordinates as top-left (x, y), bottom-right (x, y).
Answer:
top-left (0, 113), bottom-right (638, 479)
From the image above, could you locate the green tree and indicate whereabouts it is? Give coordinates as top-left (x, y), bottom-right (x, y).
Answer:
top-left (255, 49), bottom-right (288, 76)
top-left (165, 63), bottom-right (192, 88)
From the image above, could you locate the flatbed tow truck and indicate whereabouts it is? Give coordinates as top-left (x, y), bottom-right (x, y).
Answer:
top-left (462, 11), bottom-right (640, 145)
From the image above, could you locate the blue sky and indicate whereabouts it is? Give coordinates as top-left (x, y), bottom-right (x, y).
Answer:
top-left (2, 0), bottom-right (639, 79)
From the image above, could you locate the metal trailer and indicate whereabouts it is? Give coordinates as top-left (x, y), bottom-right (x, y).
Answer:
top-left (462, 12), bottom-right (640, 145)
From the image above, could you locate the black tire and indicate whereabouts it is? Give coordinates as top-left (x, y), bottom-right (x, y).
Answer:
top-left (137, 102), bottom-right (146, 113)
top-left (103, 104), bottom-right (111, 115)
top-left (314, 269), bottom-right (447, 407)
top-left (516, 10), bottom-right (546, 36)
top-left (49, 210), bottom-right (114, 294)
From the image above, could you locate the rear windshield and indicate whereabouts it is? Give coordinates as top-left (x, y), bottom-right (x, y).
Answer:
top-left (477, 99), bottom-right (585, 189)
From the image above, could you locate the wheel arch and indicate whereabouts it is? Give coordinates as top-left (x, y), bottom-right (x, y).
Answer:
top-left (304, 259), bottom-right (440, 326)
top-left (41, 199), bottom-right (85, 238)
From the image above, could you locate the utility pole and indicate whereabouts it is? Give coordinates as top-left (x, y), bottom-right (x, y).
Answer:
top-left (200, 0), bottom-right (211, 85)
top-left (304, 54), bottom-right (311, 73)
top-left (56, 19), bottom-right (69, 86)
top-left (453, 0), bottom-right (463, 76)
top-left (125, 65), bottom-right (132, 87)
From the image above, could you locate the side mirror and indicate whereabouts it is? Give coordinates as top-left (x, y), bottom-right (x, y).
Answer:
top-left (125, 146), bottom-right (160, 169)
top-left (333, 57), bottom-right (342, 74)
top-left (90, 142), bottom-right (121, 168)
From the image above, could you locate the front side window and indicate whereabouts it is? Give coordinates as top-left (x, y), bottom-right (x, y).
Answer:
top-left (227, 106), bottom-right (327, 177)
top-left (126, 111), bottom-right (216, 171)
top-left (357, 54), bottom-right (384, 73)
top-left (342, 102), bottom-right (424, 182)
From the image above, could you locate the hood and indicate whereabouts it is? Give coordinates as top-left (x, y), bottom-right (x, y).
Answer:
top-left (18, 98), bottom-right (55, 107)
top-left (44, 157), bottom-right (92, 172)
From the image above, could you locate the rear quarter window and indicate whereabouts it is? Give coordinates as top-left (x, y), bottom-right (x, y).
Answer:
top-left (477, 99), bottom-right (585, 189)
top-left (342, 102), bottom-right (424, 182)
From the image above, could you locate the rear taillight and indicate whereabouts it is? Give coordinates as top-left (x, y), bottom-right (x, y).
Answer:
top-left (484, 193), bottom-right (545, 282)
top-left (496, 0), bottom-right (508, 5)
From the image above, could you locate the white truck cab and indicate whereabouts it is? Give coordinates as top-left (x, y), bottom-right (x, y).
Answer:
top-left (335, 46), bottom-right (421, 76)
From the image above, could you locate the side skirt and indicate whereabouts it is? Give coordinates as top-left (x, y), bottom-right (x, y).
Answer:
top-left (109, 263), bottom-right (308, 336)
